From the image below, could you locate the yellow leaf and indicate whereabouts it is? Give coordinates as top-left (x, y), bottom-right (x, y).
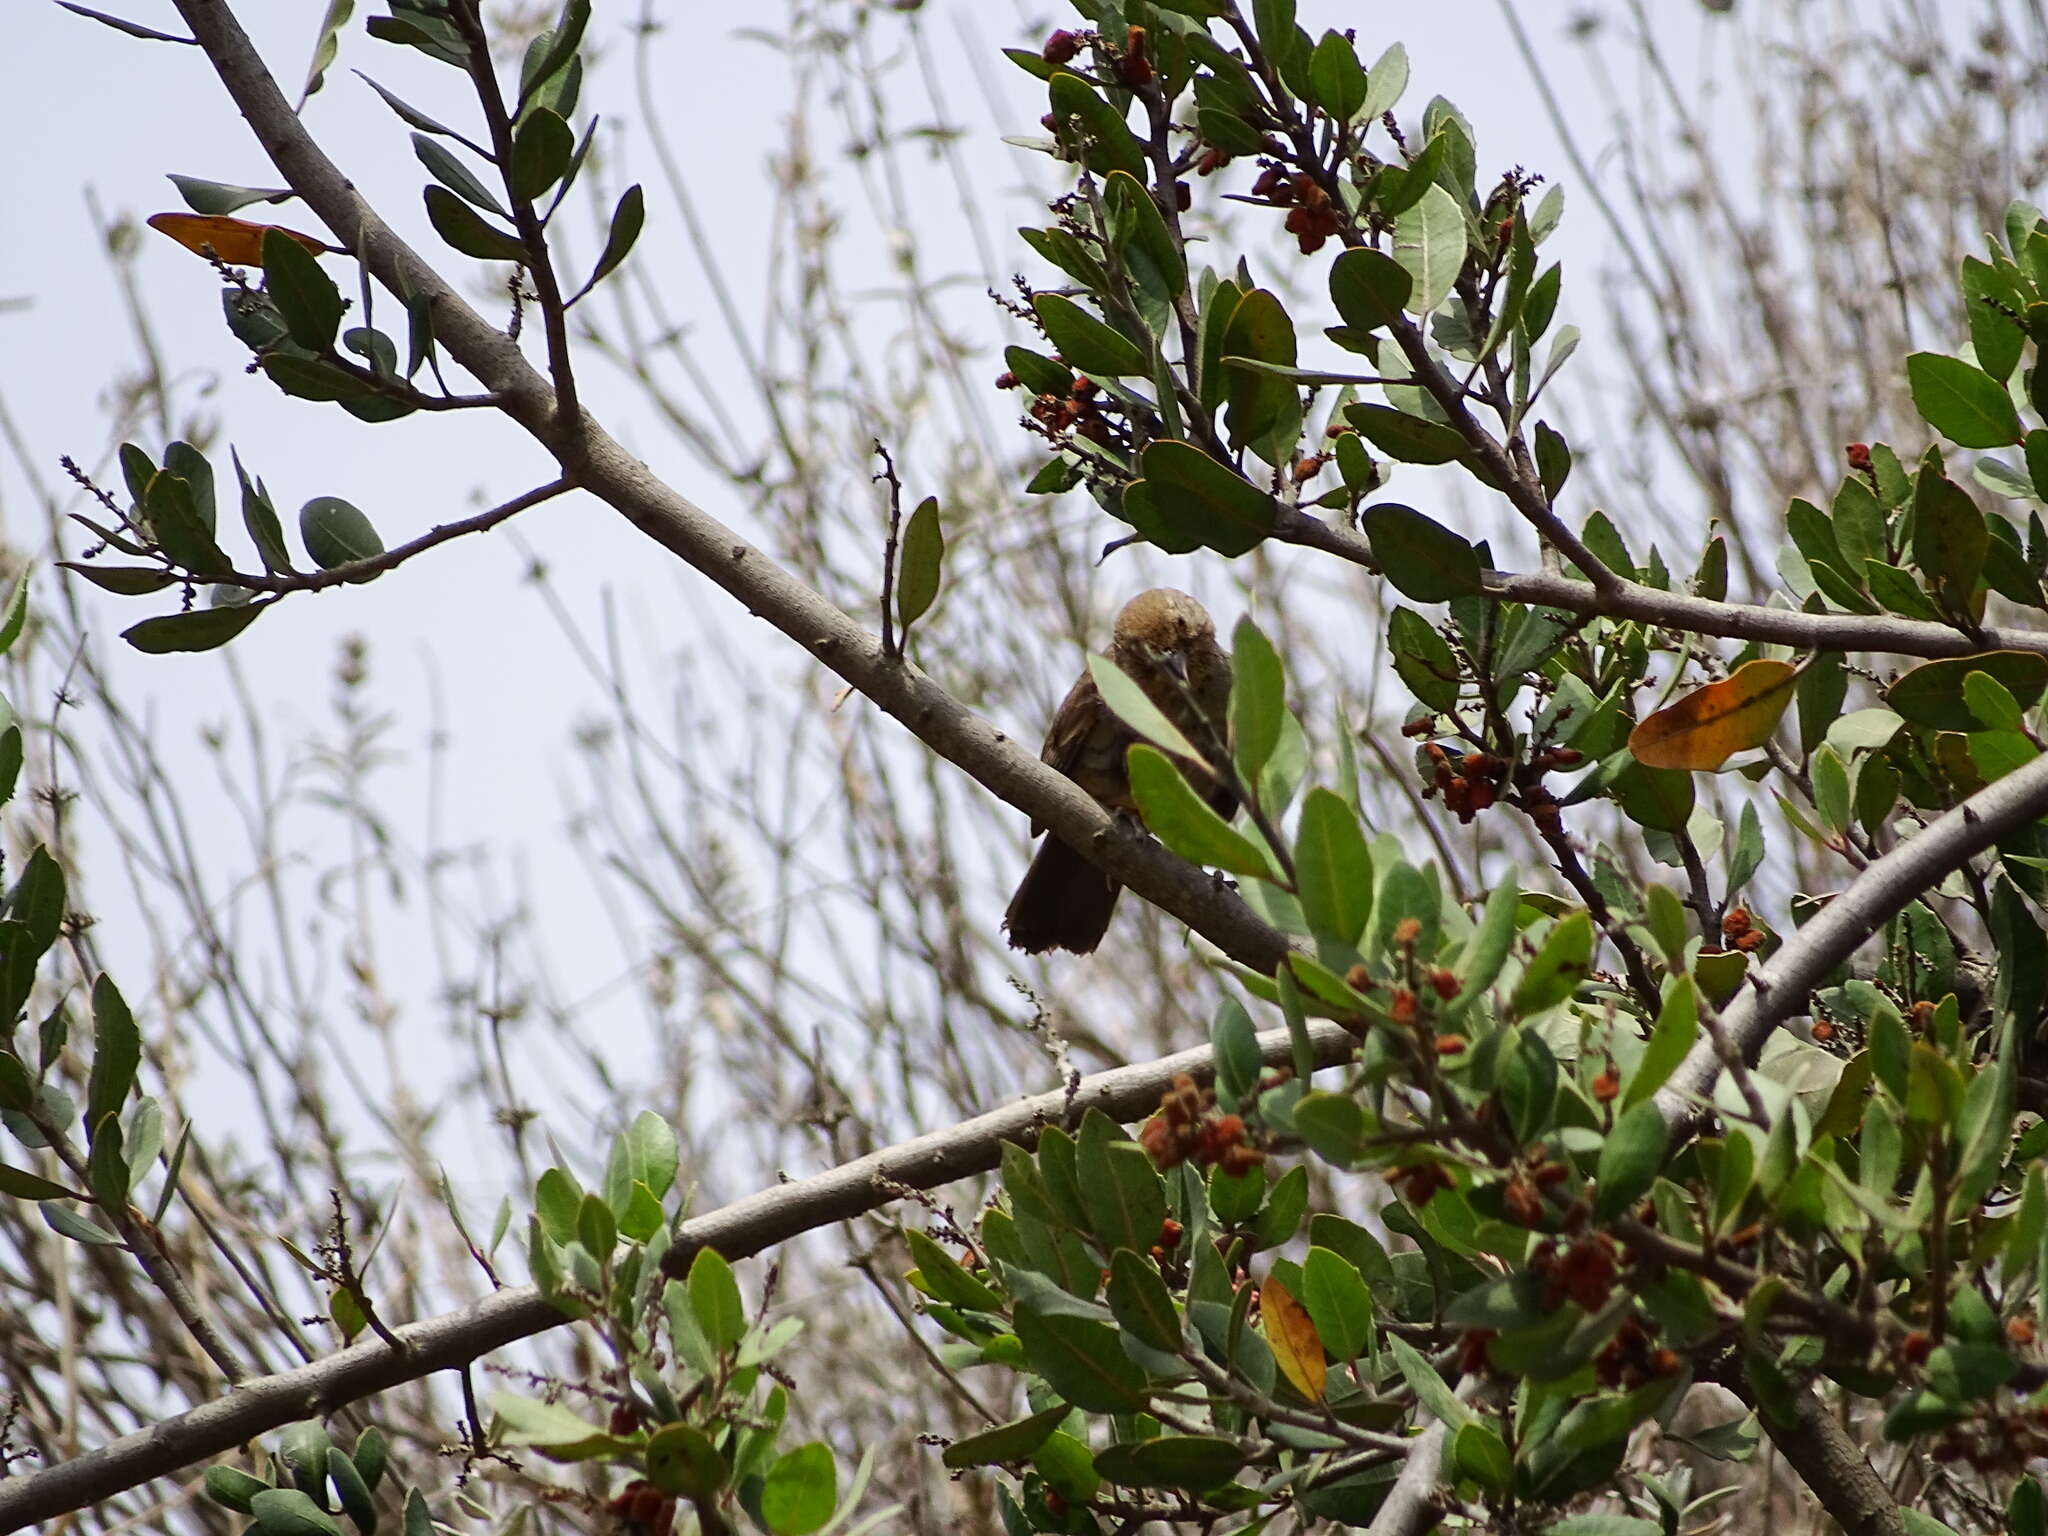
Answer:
top-left (1259, 1276), bottom-right (1326, 1403)
top-left (1628, 658), bottom-right (1800, 771)
top-left (147, 212), bottom-right (330, 266)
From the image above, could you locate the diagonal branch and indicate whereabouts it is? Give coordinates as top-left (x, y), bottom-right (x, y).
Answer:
top-left (0, 1022), bottom-right (1359, 1528)
top-left (164, 0), bottom-right (1290, 973)
top-left (1655, 745), bottom-right (2048, 1130)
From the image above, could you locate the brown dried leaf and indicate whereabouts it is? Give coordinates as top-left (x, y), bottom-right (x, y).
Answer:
top-left (1629, 659), bottom-right (1800, 772)
top-left (147, 212), bottom-right (329, 266)
top-left (1259, 1276), bottom-right (1326, 1403)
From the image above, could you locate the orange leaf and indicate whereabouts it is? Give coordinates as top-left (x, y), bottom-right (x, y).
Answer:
top-left (1259, 1276), bottom-right (1326, 1403)
top-left (146, 212), bottom-right (329, 266)
top-left (1628, 658), bottom-right (1800, 772)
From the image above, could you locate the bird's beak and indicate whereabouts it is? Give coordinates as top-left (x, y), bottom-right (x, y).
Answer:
top-left (1161, 648), bottom-right (1188, 682)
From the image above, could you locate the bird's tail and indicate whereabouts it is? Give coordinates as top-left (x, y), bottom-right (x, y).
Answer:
top-left (1004, 836), bottom-right (1121, 954)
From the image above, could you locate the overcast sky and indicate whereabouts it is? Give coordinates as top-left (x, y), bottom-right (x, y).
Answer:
top-left (0, 0), bottom-right (1732, 1188)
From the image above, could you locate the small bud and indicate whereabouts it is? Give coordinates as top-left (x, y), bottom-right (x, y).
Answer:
top-left (1394, 916), bottom-right (1422, 946)
top-left (1845, 441), bottom-right (1873, 472)
top-left (1591, 1069), bottom-right (1620, 1103)
top-left (994, 371), bottom-right (1018, 390)
top-left (1429, 967), bottom-right (1459, 1000)
top-left (1434, 1033), bottom-right (1467, 1056)
top-left (1042, 29), bottom-right (1082, 64)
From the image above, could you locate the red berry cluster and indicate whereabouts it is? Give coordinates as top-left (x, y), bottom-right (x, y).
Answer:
top-left (1249, 166), bottom-right (1343, 254)
top-left (1423, 745), bottom-right (1505, 822)
top-left (1593, 1316), bottom-right (1679, 1389)
top-left (606, 1480), bottom-right (677, 1536)
top-left (1392, 1161), bottom-right (1455, 1207)
top-left (1720, 906), bottom-right (1765, 953)
top-left (1026, 373), bottom-right (1114, 445)
top-left (1530, 1232), bottom-right (1619, 1311)
top-left (1139, 1072), bottom-right (1265, 1177)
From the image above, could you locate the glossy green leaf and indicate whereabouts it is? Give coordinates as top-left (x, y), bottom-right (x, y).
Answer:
top-left (1392, 183), bottom-right (1465, 315)
top-left (1033, 293), bottom-right (1149, 378)
top-left (1128, 745), bottom-right (1277, 880)
top-left (1134, 440), bottom-right (1275, 557)
top-left (895, 496), bottom-right (943, 632)
top-left (299, 497), bottom-right (385, 572)
top-left (1329, 247), bottom-right (1412, 334)
top-left (1594, 1100), bottom-right (1668, 1221)
top-left (121, 603), bottom-right (266, 654)
top-left (422, 185), bottom-right (527, 263)
top-left (1887, 652), bottom-right (2048, 733)
top-left (1362, 502), bottom-right (1482, 601)
top-left (1907, 352), bottom-right (2023, 448)
top-left (1293, 788), bottom-right (1372, 951)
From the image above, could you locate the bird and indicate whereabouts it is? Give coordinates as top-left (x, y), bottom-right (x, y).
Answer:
top-left (1005, 588), bottom-right (1235, 954)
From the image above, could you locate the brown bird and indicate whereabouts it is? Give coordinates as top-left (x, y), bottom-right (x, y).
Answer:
top-left (1005, 588), bottom-right (1235, 954)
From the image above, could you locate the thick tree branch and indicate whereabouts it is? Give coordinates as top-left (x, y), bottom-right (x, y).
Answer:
top-left (1748, 1381), bottom-right (1906, 1536)
top-left (167, 0), bottom-right (1290, 973)
top-left (0, 1022), bottom-right (1358, 1528)
top-left (1655, 746), bottom-right (2048, 1129)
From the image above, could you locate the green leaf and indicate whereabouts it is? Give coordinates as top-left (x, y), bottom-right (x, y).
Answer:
top-left (1308, 30), bottom-right (1367, 119)
top-left (1362, 502), bottom-right (1482, 601)
top-left (1345, 403), bottom-right (1467, 465)
top-left (168, 174), bottom-right (295, 215)
top-left (761, 1442), bottom-right (835, 1536)
top-left (645, 1422), bottom-right (725, 1498)
top-left (85, 972), bottom-right (137, 1131)
top-left (413, 132), bottom-right (507, 216)
top-left (1293, 788), bottom-right (1373, 952)
top-left (1013, 1307), bottom-right (1150, 1411)
top-left (261, 355), bottom-right (371, 403)
top-left (1229, 616), bottom-right (1284, 786)
top-left (942, 1405), bottom-right (1069, 1470)
top-left (1103, 171), bottom-right (1186, 299)
top-left (145, 471), bottom-right (230, 575)
top-left (248, 1489), bottom-right (343, 1536)
top-left (59, 563), bottom-right (174, 597)
top-left (1077, 1108), bottom-right (1166, 1255)
top-left (422, 185), bottom-right (527, 263)
top-left (1033, 293), bottom-right (1149, 378)
top-left (688, 1247), bottom-right (746, 1352)
top-left (1501, 1028), bottom-right (1559, 1143)
top-left (510, 108), bottom-right (574, 201)
top-left (1046, 72), bottom-right (1145, 180)
top-left (1392, 183), bottom-right (1466, 316)
top-left (1389, 606), bottom-right (1459, 711)
top-left (1085, 654), bottom-right (1200, 760)
top-left (1328, 248), bottom-right (1412, 333)
top-left (1450, 1420), bottom-right (1512, 1496)
top-left (1887, 652), bottom-right (2048, 733)
top-left (517, 1), bottom-right (591, 110)
top-left (1221, 289), bottom-right (1300, 460)
top-left (1128, 745), bottom-right (1277, 880)
top-left (1595, 1100), bottom-right (1669, 1221)
top-left (1132, 441), bottom-right (1275, 557)
top-left (1625, 979), bottom-right (1699, 1108)
top-left (1907, 352), bottom-right (2023, 448)
top-left (297, 0), bottom-right (353, 102)
top-left (1454, 881), bottom-right (1522, 1005)
top-left (121, 603), bottom-right (266, 654)
top-left (1300, 1245), bottom-right (1373, 1360)
top-left (895, 496), bottom-right (943, 632)
top-left (1106, 1249), bottom-right (1182, 1352)
top-left (1093, 1435), bottom-right (1247, 1491)
top-left (260, 229), bottom-right (345, 353)
top-left (582, 185), bottom-right (645, 292)
top-left (299, 497), bottom-right (385, 572)
top-left (1511, 911), bottom-right (1594, 1018)
top-left (1913, 463), bottom-right (1989, 613)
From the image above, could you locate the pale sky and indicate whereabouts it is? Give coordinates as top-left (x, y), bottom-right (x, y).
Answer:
top-left (1, 0), bottom-right (1719, 1192)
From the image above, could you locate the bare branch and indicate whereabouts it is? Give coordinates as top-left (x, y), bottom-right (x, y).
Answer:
top-left (0, 1022), bottom-right (1357, 1528)
top-left (164, 0), bottom-right (1292, 974)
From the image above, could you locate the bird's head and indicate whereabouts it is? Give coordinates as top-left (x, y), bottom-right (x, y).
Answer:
top-left (1112, 588), bottom-right (1217, 681)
